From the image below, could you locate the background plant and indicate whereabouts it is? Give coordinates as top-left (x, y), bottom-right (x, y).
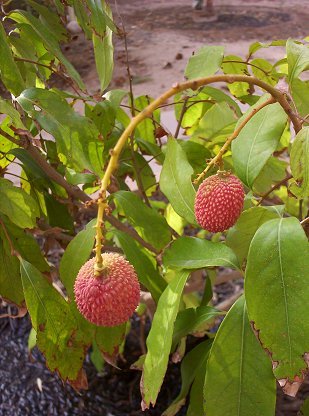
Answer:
top-left (0, 1), bottom-right (308, 414)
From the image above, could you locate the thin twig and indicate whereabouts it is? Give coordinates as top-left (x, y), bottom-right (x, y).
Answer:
top-left (257, 174), bottom-right (292, 206)
top-left (193, 96), bottom-right (276, 184)
top-left (222, 59), bottom-right (270, 76)
top-left (174, 96), bottom-right (188, 138)
top-left (300, 217), bottom-right (309, 226)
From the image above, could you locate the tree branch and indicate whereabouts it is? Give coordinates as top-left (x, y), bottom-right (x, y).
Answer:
top-left (193, 96), bottom-right (276, 184)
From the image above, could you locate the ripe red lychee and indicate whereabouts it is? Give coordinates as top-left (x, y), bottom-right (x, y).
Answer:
top-left (74, 253), bottom-right (140, 327)
top-left (194, 172), bottom-right (244, 232)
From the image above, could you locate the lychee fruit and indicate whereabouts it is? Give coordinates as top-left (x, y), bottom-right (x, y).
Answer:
top-left (74, 253), bottom-right (140, 327)
top-left (194, 172), bottom-right (244, 232)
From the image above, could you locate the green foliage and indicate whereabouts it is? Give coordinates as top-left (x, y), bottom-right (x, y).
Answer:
top-left (245, 218), bottom-right (309, 381)
top-left (0, 2), bottom-right (308, 413)
top-left (160, 138), bottom-right (196, 224)
top-left (141, 270), bottom-right (190, 409)
top-left (204, 296), bottom-right (276, 416)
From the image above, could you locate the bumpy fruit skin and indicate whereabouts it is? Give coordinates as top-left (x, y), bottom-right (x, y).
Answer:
top-left (74, 254), bottom-right (140, 327)
top-left (194, 172), bottom-right (244, 232)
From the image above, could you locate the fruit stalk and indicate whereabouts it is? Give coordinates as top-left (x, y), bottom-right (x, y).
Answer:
top-left (94, 74), bottom-right (300, 272)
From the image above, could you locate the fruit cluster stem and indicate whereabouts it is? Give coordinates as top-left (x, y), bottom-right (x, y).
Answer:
top-left (193, 96), bottom-right (276, 185)
top-left (94, 74), bottom-right (301, 272)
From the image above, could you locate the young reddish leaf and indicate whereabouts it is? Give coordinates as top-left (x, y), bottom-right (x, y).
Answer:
top-left (245, 218), bottom-right (309, 393)
top-left (204, 296), bottom-right (276, 416)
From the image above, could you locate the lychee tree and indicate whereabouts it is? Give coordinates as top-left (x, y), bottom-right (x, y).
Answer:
top-left (0, 1), bottom-right (308, 414)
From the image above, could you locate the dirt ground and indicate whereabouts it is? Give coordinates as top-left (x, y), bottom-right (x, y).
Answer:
top-left (65, 0), bottom-right (309, 98)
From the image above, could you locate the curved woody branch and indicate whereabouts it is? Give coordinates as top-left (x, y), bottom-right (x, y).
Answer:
top-left (94, 74), bottom-right (302, 270)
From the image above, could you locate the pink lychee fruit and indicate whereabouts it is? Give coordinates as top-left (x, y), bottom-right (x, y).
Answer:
top-left (74, 253), bottom-right (140, 327)
top-left (194, 172), bottom-right (245, 232)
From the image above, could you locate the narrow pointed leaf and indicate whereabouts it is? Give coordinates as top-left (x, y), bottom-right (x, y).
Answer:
top-left (204, 296), bottom-right (276, 416)
top-left (160, 138), bottom-right (196, 224)
top-left (17, 88), bottom-right (103, 175)
top-left (245, 218), bottom-right (309, 381)
top-left (163, 340), bottom-right (212, 416)
top-left (141, 270), bottom-right (190, 409)
top-left (164, 236), bottom-right (239, 270)
top-left (0, 22), bottom-right (25, 96)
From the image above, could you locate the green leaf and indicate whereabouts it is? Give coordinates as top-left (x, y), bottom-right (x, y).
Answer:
top-left (0, 237), bottom-right (24, 306)
top-left (291, 79), bottom-right (309, 117)
top-left (135, 96), bottom-right (160, 143)
top-left (90, 341), bottom-right (105, 372)
top-left (232, 100), bottom-right (287, 188)
top-left (248, 40), bottom-right (286, 56)
top-left (187, 352), bottom-right (208, 416)
top-left (113, 191), bottom-right (171, 251)
top-left (185, 45), bottom-right (224, 79)
top-left (0, 98), bottom-right (25, 128)
top-left (222, 55), bottom-right (249, 97)
top-left (0, 22), bottom-right (25, 96)
top-left (0, 214), bottom-right (49, 272)
top-left (226, 206), bottom-right (280, 264)
top-left (201, 85), bottom-right (242, 117)
top-left (300, 397), bottom-right (309, 415)
top-left (163, 339), bottom-right (212, 416)
top-left (245, 218), bottom-right (309, 380)
top-left (286, 39), bottom-right (309, 82)
top-left (27, 0), bottom-right (67, 42)
top-left (141, 270), bottom-right (190, 409)
top-left (204, 296), bottom-right (276, 416)
top-left (9, 10), bottom-right (84, 90)
top-left (9, 148), bottom-right (56, 192)
top-left (164, 236), bottom-right (239, 270)
top-left (93, 2), bottom-right (114, 92)
top-left (290, 127), bottom-right (309, 198)
top-left (250, 58), bottom-right (277, 86)
top-left (44, 194), bottom-right (74, 233)
top-left (113, 230), bottom-right (166, 303)
top-left (20, 259), bottom-right (87, 381)
top-left (160, 138), bottom-right (196, 224)
top-left (193, 101), bottom-right (236, 142)
top-left (0, 178), bottom-right (39, 229)
top-left (17, 88), bottom-right (103, 175)
top-left (172, 306), bottom-right (223, 348)
top-left (86, 100), bottom-right (116, 140)
top-left (59, 219), bottom-right (96, 298)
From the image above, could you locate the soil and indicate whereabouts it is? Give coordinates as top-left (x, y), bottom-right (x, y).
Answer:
top-left (1, 1), bottom-right (309, 415)
top-left (64, 0), bottom-right (309, 98)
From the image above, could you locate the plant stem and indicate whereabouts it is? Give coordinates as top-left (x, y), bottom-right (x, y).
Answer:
top-left (257, 174), bottom-right (292, 205)
top-left (193, 96), bottom-right (276, 184)
top-left (175, 96), bottom-right (188, 138)
top-left (93, 74), bottom-right (302, 269)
